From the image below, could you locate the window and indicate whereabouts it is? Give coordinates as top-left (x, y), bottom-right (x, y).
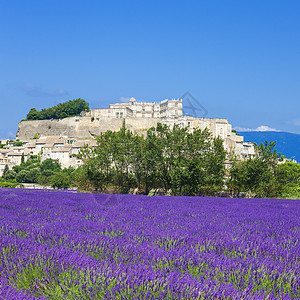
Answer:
top-left (120, 112), bottom-right (123, 118)
top-left (116, 112), bottom-right (119, 118)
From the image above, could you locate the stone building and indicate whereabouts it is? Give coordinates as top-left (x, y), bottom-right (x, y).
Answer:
top-left (87, 97), bottom-right (183, 119)
top-left (16, 97), bottom-right (256, 160)
top-left (82, 97), bottom-right (255, 158)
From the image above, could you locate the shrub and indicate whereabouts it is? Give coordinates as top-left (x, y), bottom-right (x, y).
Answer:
top-left (0, 182), bottom-right (24, 188)
top-left (4, 170), bottom-right (17, 181)
top-left (51, 173), bottom-right (70, 189)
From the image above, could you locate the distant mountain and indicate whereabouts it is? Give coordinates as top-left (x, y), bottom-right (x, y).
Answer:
top-left (237, 131), bottom-right (300, 162)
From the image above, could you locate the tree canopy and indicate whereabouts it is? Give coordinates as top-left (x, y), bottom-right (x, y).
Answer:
top-left (25, 98), bottom-right (90, 120)
top-left (2, 155), bottom-right (74, 189)
top-left (77, 122), bottom-right (226, 195)
top-left (226, 141), bottom-right (284, 197)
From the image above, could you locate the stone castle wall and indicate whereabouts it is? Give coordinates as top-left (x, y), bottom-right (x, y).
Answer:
top-left (16, 116), bottom-right (159, 140)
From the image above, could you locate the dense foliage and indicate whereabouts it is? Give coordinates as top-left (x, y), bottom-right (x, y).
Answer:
top-left (25, 98), bottom-right (89, 120)
top-left (0, 181), bottom-right (23, 188)
top-left (227, 141), bottom-right (280, 198)
top-left (74, 123), bottom-right (300, 198)
top-left (227, 142), bottom-right (300, 198)
top-left (277, 161), bottom-right (300, 199)
top-left (0, 189), bottom-right (299, 299)
top-left (77, 122), bottom-right (226, 195)
top-left (2, 156), bottom-right (74, 189)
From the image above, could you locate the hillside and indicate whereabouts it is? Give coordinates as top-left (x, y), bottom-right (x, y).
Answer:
top-left (237, 131), bottom-right (300, 162)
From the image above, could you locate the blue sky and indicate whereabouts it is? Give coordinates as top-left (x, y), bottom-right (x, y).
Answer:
top-left (1, 0), bottom-right (300, 139)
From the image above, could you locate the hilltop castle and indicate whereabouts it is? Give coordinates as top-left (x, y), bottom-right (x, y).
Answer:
top-left (88, 97), bottom-right (183, 119)
top-left (16, 97), bottom-right (255, 159)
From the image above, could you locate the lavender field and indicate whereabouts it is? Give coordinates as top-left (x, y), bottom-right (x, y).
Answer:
top-left (0, 189), bottom-right (299, 299)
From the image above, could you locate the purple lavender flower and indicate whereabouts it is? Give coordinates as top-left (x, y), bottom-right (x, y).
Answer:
top-left (0, 188), bottom-right (299, 299)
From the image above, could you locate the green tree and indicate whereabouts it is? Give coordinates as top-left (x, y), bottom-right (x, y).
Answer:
top-left (226, 153), bottom-right (245, 195)
top-left (26, 167), bottom-right (41, 183)
top-left (27, 108), bottom-right (40, 120)
top-left (70, 166), bottom-right (90, 190)
top-left (26, 98), bottom-right (90, 121)
top-left (204, 136), bottom-right (226, 192)
top-left (130, 134), bottom-right (147, 191)
top-left (38, 174), bottom-right (53, 186)
top-left (227, 141), bottom-right (281, 197)
top-left (81, 133), bottom-right (113, 191)
top-left (13, 140), bottom-right (23, 147)
top-left (277, 161), bottom-right (300, 186)
top-left (80, 122), bottom-right (227, 195)
top-left (16, 170), bottom-right (30, 183)
top-left (41, 159), bottom-right (61, 172)
top-left (3, 164), bottom-right (9, 176)
top-left (15, 168), bottom-right (40, 183)
top-left (21, 153), bottom-right (25, 164)
top-left (51, 173), bottom-right (70, 189)
top-left (4, 170), bottom-right (17, 181)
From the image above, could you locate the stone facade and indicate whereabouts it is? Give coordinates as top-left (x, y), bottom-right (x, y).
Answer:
top-left (16, 97), bottom-right (256, 160)
top-left (0, 136), bottom-right (99, 176)
top-left (87, 97), bottom-right (183, 119)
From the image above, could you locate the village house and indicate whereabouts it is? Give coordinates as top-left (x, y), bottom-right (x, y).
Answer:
top-left (0, 149), bottom-right (11, 176)
top-left (24, 142), bottom-right (39, 156)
